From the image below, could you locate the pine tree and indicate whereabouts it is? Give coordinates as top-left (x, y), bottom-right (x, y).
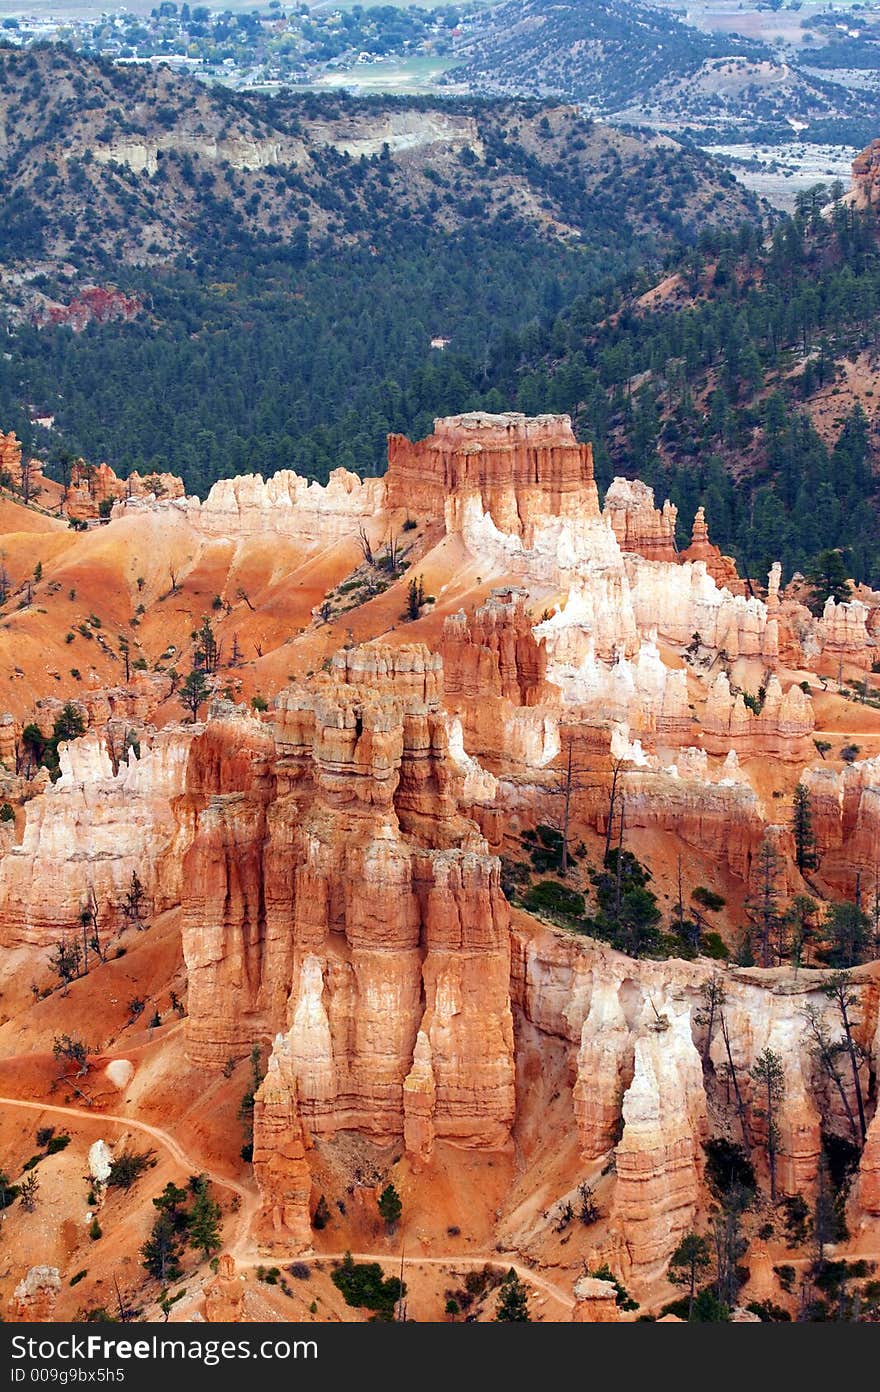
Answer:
top-left (377, 1182), bottom-right (402, 1229)
top-left (806, 549), bottom-right (851, 614)
top-left (791, 784), bottom-right (818, 874)
top-left (19, 1171), bottom-right (40, 1213)
top-left (495, 1269), bottom-right (530, 1322)
top-left (751, 1048), bottom-right (785, 1201)
top-left (142, 1212), bottom-right (183, 1281)
top-left (178, 667), bottom-right (211, 722)
top-left (823, 901), bottom-right (870, 969)
top-left (669, 1232), bottom-right (711, 1321)
top-left (748, 835), bottom-right (782, 966)
top-left (188, 1180), bottom-right (222, 1260)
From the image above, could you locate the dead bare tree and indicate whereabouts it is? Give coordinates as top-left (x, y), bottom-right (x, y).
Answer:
top-left (384, 531), bottom-right (402, 573)
top-left (719, 1008), bottom-right (750, 1150)
top-left (823, 971), bottom-right (868, 1144)
top-left (558, 742), bottom-right (573, 874)
top-left (696, 973), bottom-right (725, 1066)
top-left (803, 1003), bottom-right (860, 1144)
top-left (613, 796), bottom-right (625, 918)
top-left (545, 739), bottom-right (594, 875)
top-left (355, 524), bottom-right (374, 566)
top-left (236, 587), bottom-right (255, 612)
top-left (603, 759), bottom-right (624, 867)
top-left (19, 454), bottom-right (39, 506)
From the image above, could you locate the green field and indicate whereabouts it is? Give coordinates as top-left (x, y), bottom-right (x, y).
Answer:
top-left (307, 53), bottom-right (458, 92)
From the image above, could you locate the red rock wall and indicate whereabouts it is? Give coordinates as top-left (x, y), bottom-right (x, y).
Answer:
top-left (386, 411), bottom-right (598, 536)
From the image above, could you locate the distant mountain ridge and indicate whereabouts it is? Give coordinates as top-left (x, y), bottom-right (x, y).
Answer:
top-left (445, 0), bottom-right (877, 141)
top-left (0, 41), bottom-right (760, 292)
top-left (448, 0), bottom-right (749, 109)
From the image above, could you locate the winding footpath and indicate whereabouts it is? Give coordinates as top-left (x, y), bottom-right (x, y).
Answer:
top-left (0, 1094), bottom-right (575, 1315)
top-left (0, 1093), bottom-right (258, 1253)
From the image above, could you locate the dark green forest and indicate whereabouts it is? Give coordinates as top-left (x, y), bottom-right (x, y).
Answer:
top-left (500, 192), bottom-right (880, 587)
top-left (3, 157), bottom-right (880, 588)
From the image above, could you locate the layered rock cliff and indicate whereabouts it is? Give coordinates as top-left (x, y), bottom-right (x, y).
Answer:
top-left (177, 645), bottom-right (516, 1242)
top-left (387, 411), bottom-right (599, 542)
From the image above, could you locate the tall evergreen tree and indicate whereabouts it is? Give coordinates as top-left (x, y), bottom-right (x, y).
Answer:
top-left (751, 1048), bottom-right (785, 1201)
top-left (495, 1269), bottom-right (530, 1322)
top-left (791, 784), bottom-right (818, 874)
top-left (187, 1180), bottom-right (222, 1261)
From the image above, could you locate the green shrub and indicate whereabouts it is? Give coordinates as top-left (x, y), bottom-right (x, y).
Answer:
top-left (331, 1254), bottom-right (403, 1320)
top-left (107, 1148), bottom-right (155, 1189)
top-left (0, 802), bottom-right (13, 822)
top-left (746, 1299), bottom-right (791, 1322)
top-left (692, 886), bottom-right (725, 912)
top-left (69, 1271), bottom-right (88, 1287)
top-left (522, 880), bottom-right (585, 920)
top-left (780, 1193), bottom-right (810, 1246)
top-left (46, 1134), bottom-right (71, 1155)
top-left (701, 931), bottom-right (730, 960)
top-left (774, 1264), bottom-right (796, 1293)
top-left (703, 1139), bottom-right (756, 1202)
top-left (536, 824), bottom-right (563, 849)
top-left (588, 1263), bottom-right (639, 1311)
top-left (89, 1217), bottom-right (102, 1241)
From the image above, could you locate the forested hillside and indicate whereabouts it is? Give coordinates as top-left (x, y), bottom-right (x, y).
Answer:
top-left (5, 48), bottom-right (880, 589)
top-left (0, 45), bottom-right (761, 495)
top-left (0, 43), bottom-right (754, 278)
top-left (487, 188), bottom-right (880, 586)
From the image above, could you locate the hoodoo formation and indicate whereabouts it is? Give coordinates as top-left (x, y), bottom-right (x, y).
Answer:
top-left (1, 408), bottom-right (880, 1325)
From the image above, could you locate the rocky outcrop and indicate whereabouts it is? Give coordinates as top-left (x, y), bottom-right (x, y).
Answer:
top-left (203, 1254), bottom-right (246, 1322)
top-left (252, 1041), bottom-right (314, 1250)
top-left (573, 978), bottom-right (634, 1158)
top-left (9, 1267), bottom-right (61, 1322)
top-left (66, 460), bottom-right (183, 522)
top-left (700, 672), bottom-right (814, 761)
top-left (628, 557), bottom-right (775, 659)
top-left (0, 430), bottom-right (22, 480)
top-left (609, 1004), bottom-right (707, 1280)
top-left (514, 927), bottom-right (879, 1273)
top-left (607, 762), bottom-right (765, 881)
top-left (852, 138), bottom-right (880, 206)
top-left (387, 412), bottom-right (599, 542)
top-left (113, 465), bottom-right (386, 546)
top-left (178, 644), bottom-right (516, 1240)
top-left (603, 478), bottom-right (677, 562)
top-left (539, 631), bottom-right (691, 748)
top-left (31, 285), bottom-right (140, 333)
top-left (801, 755), bottom-right (880, 897)
top-left (0, 712), bottom-right (19, 771)
top-left (0, 727), bottom-right (196, 948)
top-left (679, 506), bottom-right (744, 594)
top-left (23, 675), bottom-right (175, 745)
top-left (572, 1275), bottom-right (620, 1322)
top-left (440, 589), bottom-right (553, 708)
top-left (816, 596), bottom-right (874, 671)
